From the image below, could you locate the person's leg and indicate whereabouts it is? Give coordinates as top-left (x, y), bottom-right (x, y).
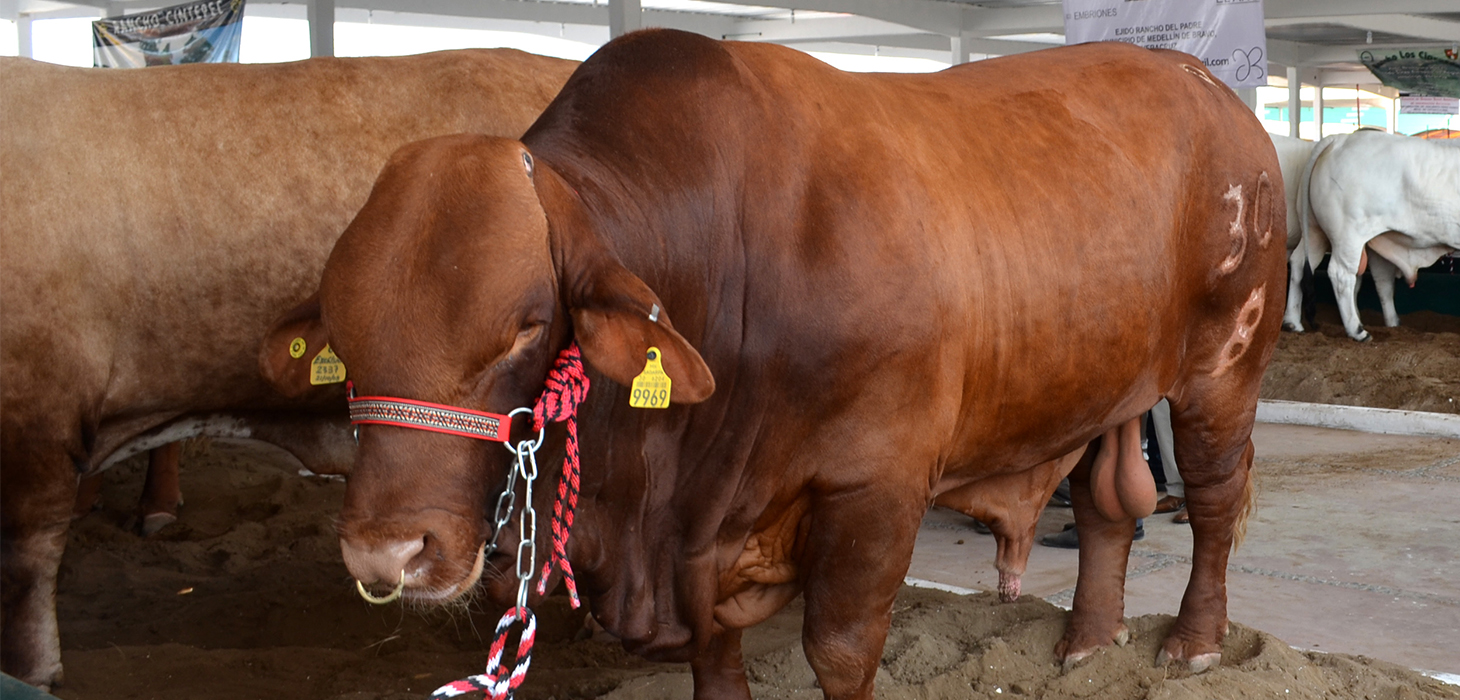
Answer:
top-left (1151, 399), bottom-right (1185, 523)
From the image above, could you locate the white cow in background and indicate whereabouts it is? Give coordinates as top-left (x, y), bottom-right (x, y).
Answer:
top-left (1271, 134), bottom-right (1318, 331)
top-left (1301, 130), bottom-right (1460, 341)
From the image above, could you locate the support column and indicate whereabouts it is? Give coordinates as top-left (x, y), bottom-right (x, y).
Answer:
top-left (1313, 81), bottom-right (1324, 139)
top-left (1236, 87), bottom-right (1259, 118)
top-left (608, 0), bottom-right (641, 39)
top-left (950, 32), bottom-right (971, 65)
top-left (1286, 65), bottom-right (1301, 138)
top-left (17, 13), bottom-right (31, 59)
top-left (308, 0), bottom-right (334, 58)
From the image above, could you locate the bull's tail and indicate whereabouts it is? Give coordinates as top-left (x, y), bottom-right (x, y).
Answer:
top-left (1231, 454), bottom-right (1257, 552)
top-left (1300, 134), bottom-right (1344, 271)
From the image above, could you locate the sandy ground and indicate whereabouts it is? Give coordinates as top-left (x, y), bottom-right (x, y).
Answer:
top-left (1261, 307), bottom-right (1460, 414)
top-left (51, 304), bottom-right (1460, 699)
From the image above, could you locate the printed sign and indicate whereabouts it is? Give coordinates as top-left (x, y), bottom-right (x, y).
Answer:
top-left (93, 0), bottom-right (245, 69)
top-left (1063, 0), bottom-right (1269, 88)
top-left (1363, 48), bottom-right (1460, 99)
top-left (1400, 96), bottom-right (1460, 115)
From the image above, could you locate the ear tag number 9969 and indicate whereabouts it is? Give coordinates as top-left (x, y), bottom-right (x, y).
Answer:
top-left (629, 347), bottom-right (671, 409)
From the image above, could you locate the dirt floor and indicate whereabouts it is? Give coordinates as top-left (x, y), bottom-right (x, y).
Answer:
top-left (1261, 307), bottom-right (1460, 414)
top-left (51, 303), bottom-right (1460, 700)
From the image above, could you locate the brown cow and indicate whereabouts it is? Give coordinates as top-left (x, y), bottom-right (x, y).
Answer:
top-left (263, 31), bottom-right (1283, 699)
top-left (0, 50), bottom-right (576, 689)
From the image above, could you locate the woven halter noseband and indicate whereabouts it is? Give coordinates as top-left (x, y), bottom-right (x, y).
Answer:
top-left (346, 343), bottom-right (591, 700)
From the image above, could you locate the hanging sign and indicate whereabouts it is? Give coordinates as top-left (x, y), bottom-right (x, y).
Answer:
top-left (93, 0), bottom-right (245, 69)
top-left (1400, 96), bottom-right (1460, 115)
top-left (1063, 0), bottom-right (1269, 89)
top-left (1361, 47), bottom-right (1460, 99)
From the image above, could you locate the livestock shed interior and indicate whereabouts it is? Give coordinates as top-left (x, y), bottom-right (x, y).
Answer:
top-left (3, 1), bottom-right (1459, 700)
top-left (6, 0), bottom-right (1460, 132)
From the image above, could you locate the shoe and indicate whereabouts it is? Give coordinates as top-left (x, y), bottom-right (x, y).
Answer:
top-left (1047, 479), bottom-right (1072, 508)
top-left (1039, 523), bottom-right (1079, 549)
top-left (1172, 507), bottom-right (1189, 524)
top-left (1037, 520), bottom-right (1145, 550)
top-left (1154, 494), bottom-right (1185, 514)
top-left (971, 519), bottom-right (992, 535)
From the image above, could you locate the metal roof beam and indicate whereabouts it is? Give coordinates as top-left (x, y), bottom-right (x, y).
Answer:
top-left (1265, 0), bottom-right (1460, 20)
top-left (1268, 14), bottom-right (1460, 43)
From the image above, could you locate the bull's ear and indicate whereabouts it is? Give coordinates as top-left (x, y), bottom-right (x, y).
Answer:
top-left (260, 294), bottom-right (331, 399)
top-left (570, 267), bottom-right (715, 405)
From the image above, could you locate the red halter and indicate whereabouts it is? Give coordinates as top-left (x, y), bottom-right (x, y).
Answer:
top-left (350, 344), bottom-right (591, 700)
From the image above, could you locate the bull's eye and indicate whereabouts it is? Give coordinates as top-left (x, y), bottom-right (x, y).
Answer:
top-left (522, 152), bottom-right (534, 177)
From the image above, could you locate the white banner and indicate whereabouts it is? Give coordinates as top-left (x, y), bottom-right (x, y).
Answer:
top-left (1400, 96), bottom-right (1459, 115)
top-left (93, 0), bottom-right (244, 68)
top-left (1063, 0), bottom-right (1269, 89)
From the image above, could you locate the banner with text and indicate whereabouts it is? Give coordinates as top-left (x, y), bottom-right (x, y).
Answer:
top-left (1063, 0), bottom-right (1269, 89)
top-left (1400, 96), bottom-right (1460, 115)
top-left (93, 0), bottom-right (245, 69)
top-left (1361, 47), bottom-right (1460, 99)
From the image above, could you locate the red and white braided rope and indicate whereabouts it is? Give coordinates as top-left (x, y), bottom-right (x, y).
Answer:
top-left (430, 607), bottom-right (536, 699)
top-left (431, 343), bottom-right (590, 699)
top-left (532, 343), bottom-right (589, 609)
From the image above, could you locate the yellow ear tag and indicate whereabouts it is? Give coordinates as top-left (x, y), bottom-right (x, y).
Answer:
top-left (629, 347), bottom-right (671, 409)
top-left (289, 337), bottom-right (307, 359)
top-left (309, 344), bottom-right (347, 385)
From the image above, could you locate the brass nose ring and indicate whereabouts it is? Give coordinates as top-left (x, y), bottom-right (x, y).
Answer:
top-left (356, 570), bottom-right (405, 605)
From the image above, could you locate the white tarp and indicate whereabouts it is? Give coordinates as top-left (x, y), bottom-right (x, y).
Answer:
top-left (1063, 0), bottom-right (1269, 89)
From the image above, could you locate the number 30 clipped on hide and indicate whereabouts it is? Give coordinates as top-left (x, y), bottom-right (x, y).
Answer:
top-left (629, 347), bottom-right (671, 409)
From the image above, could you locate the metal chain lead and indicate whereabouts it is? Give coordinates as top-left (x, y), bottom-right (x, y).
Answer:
top-left (485, 467), bottom-right (519, 557)
top-left (485, 408), bottom-right (544, 558)
top-left (514, 439), bottom-right (539, 611)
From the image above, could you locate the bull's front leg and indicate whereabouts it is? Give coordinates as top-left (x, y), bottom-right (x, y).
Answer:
top-left (1, 440), bottom-right (80, 690)
top-left (1055, 444), bottom-right (1139, 668)
top-left (690, 628), bottom-right (751, 700)
top-left (800, 487), bottom-right (923, 700)
top-left (138, 442), bottom-right (184, 536)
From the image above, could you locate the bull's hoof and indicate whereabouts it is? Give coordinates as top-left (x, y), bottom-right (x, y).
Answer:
top-left (1157, 643), bottom-right (1222, 674)
top-left (1350, 329), bottom-right (1372, 342)
top-left (1055, 623), bottom-right (1128, 671)
top-left (1281, 321), bottom-right (1303, 333)
top-left (139, 512), bottom-right (178, 536)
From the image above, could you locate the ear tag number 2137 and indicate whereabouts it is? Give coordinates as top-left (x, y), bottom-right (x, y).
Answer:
top-left (310, 344), bottom-right (347, 386)
top-left (629, 347), bottom-right (671, 409)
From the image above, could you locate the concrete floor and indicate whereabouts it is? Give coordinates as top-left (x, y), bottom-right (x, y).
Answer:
top-left (906, 422), bottom-right (1460, 678)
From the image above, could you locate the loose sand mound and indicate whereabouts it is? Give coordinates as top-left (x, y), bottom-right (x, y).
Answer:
top-left (1261, 307), bottom-right (1460, 414)
top-left (54, 441), bottom-right (1458, 700)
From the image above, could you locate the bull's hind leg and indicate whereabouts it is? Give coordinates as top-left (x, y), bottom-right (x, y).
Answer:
top-left (1158, 398), bottom-right (1256, 673)
top-left (1, 437), bottom-right (81, 689)
top-left (1281, 245), bottom-right (1308, 332)
top-left (1326, 241), bottom-right (1373, 341)
top-left (800, 484), bottom-right (925, 700)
